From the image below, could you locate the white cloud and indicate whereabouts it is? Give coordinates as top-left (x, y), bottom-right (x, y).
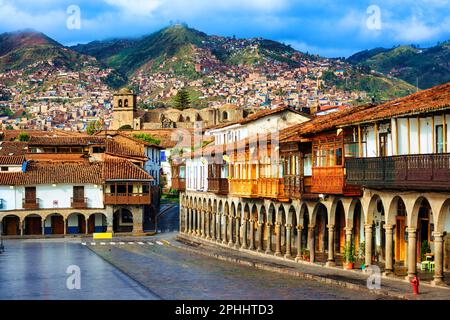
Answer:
top-left (104, 0), bottom-right (162, 16)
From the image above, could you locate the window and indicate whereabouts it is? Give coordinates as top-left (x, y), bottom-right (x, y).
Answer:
top-left (124, 99), bottom-right (129, 107)
top-left (379, 133), bottom-right (388, 157)
top-left (436, 124), bottom-right (446, 153)
top-left (313, 138), bottom-right (344, 167)
top-left (118, 99), bottom-right (123, 108)
top-left (93, 147), bottom-right (105, 153)
top-left (1, 167), bottom-right (8, 172)
top-left (73, 186), bottom-right (85, 201)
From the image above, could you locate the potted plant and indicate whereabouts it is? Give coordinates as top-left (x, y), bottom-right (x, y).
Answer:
top-left (358, 241), bottom-right (366, 270)
top-left (343, 243), bottom-right (355, 270)
top-left (302, 248), bottom-right (310, 262)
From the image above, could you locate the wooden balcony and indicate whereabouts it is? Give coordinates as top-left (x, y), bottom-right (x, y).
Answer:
top-left (104, 193), bottom-right (151, 205)
top-left (207, 178), bottom-right (229, 194)
top-left (311, 167), bottom-right (361, 196)
top-left (229, 179), bottom-right (258, 198)
top-left (171, 178), bottom-right (186, 192)
top-left (346, 153), bottom-right (450, 191)
top-left (22, 198), bottom-right (39, 209)
top-left (284, 175), bottom-right (303, 199)
top-left (257, 178), bottom-right (289, 201)
top-left (71, 197), bottom-right (88, 209)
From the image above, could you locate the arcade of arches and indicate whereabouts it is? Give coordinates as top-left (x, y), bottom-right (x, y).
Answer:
top-left (1, 205), bottom-right (158, 236)
top-left (179, 190), bottom-right (450, 286)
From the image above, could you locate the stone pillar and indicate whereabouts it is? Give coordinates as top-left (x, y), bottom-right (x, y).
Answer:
top-left (41, 218), bottom-right (45, 235)
top-left (20, 220), bottom-right (24, 236)
top-left (228, 215), bottom-right (234, 246)
top-left (241, 219), bottom-right (248, 249)
top-left (217, 214), bottom-right (222, 242)
top-left (345, 226), bottom-right (353, 246)
top-left (295, 225), bottom-right (303, 261)
top-left (432, 232), bottom-right (445, 286)
top-left (265, 223), bottom-right (273, 254)
top-left (284, 224), bottom-right (292, 259)
top-left (222, 215), bottom-right (228, 244)
top-left (364, 224), bottom-right (373, 268)
top-left (234, 217), bottom-right (241, 248)
top-left (85, 219), bottom-right (89, 235)
top-left (308, 225), bottom-right (315, 262)
top-left (326, 225), bottom-right (335, 267)
top-left (384, 225), bottom-right (394, 275)
top-left (249, 219), bottom-right (256, 250)
top-left (406, 227), bottom-right (417, 280)
top-left (275, 223), bottom-right (282, 256)
top-left (199, 210), bottom-right (203, 237)
top-left (212, 212), bottom-right (216, 240)
top-left (256, 221), bottom-right (264, 252)
top-left (132, 209), bottom-right (143, 235)
top-left (191, 209), bottom-right (195, 234)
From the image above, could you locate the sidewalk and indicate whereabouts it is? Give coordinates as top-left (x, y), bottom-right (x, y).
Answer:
top-left (175, 234), bottom-right (450, 300)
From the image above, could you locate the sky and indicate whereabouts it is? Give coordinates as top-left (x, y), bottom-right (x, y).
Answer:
top-left (0, 0), bottom-right (449, 58)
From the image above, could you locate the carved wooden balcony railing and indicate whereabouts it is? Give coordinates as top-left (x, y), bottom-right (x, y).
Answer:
top-left (311, 167), bottom-right (361, 196)
top-left (22, 198), bottom-right (39, 209)
top-left (257, 178), bottom-right (289, 201)
top-left (284, 175), bottom-right (303, 199)
top-left (346, 153), bottom-right (450, 190)
top-left (171, 178), bottom-right (186, 192)
top-left (104, 193), bottom-right (151, 205)
top-left (71, 197), bottom-right (88, 209)
top-left (207, 178), bottom-right (229, 194)
top-left (229, 179), bottom-right (259, 198)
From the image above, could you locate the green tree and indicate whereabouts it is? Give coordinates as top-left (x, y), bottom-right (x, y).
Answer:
top-left (172, 88), bottom-right (191, 110)
top-left (16, 132), bottom-right (30, 142)
top-left (86, 120), bottom-right (103, 135)
top-left (118, 124), bottom-right (133, 130)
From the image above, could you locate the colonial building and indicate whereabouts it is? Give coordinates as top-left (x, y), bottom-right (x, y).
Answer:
top-left (177, 82), bottom-right (450, 287)
top-left (108, 88), bottom-right (244, 130)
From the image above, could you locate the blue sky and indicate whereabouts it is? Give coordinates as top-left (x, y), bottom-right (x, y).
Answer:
top-left (0, 0), bottom-right (449, 57)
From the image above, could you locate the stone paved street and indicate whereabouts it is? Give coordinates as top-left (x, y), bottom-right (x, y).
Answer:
top-left (0, 239), bottom-right (158, 300)
top-left (87, 233), bottom-right (391, 300)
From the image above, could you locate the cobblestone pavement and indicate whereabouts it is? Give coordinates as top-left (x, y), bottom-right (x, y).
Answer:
top-left (88, 234), bottom-right (392, 300)
top-left (0, 239), bottom-right (158, 300)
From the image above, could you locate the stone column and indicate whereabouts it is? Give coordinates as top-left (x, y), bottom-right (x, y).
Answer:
top-left (284, 224), bottom-right (292, 259)
top-left (212, 212), bottom-right (216, 240)
top-left (308, 225), bottom-right (315, 262)
top-left (275, 222), bottom-right (282, 256)
top-left (265, 223), bottom-right (273, 254)
top-left (191, 209), bottom-right (196, 235)
top-left (132, 209), bottom-right (143, 235)
top-left (217, 214), bottom-right (222, 242)
top-left (41, 218), bottom-right (45, 235)
top-left (256, 221), bottom-right (264, 252)
top-left (406, 227), bottom-right (417, 280)
top-left (199, 210), bottom-right (204, 237)
top-left (241, 219), bottom-right (248, 249)
top-left (249, 219), bottom-right (256, 250)
top-left (364, 224), bottom-right (373, 268)
top-left (234, 217), bottom-right (241, 248)
top-left (345, 226), bottom-right (353, 246)
top-left (326, 224), bottom-right (335, 267)
top-left (85, 219), bottom-right (89, 235)
top-left (228, 215), bottom-right (234, 246)
top-left (432, 232), bottom-right (445, 286)
top-left (384, 225), bottom-right (394, 275)
top-left (222, 215), bottom-right (228, 244)
top-left (295, 225), bottom-right (303, 261)
top-left (20, 220), bottom-right (24, 236)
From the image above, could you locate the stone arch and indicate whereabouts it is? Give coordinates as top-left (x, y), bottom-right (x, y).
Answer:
top-left (313, 203), bottom-right (328, 253)
top-left (2, 214), bottom-right (20, 236)
top-left (387, 195), bottom-right (407, 226)
top-left (23, 214), bottom-right (42, 235)
top-left (66, 212), bottom-right (86, 234)
top-left (348, 199), bottom-right (364, 253)
top-left (411, 196), bottom-right (433, 263)
top-left (43, 213), bottom-right (64, 235)
top-left (388, 196), bottom-right (408, 263)
top-left (113, 208), bottom-right (133, 233)
top-left (88, 212), bottom-right (107, 233)
top-left (287, 205), bottom-right (296, 226)
top-left (436, 198), bottom-right (450, 233)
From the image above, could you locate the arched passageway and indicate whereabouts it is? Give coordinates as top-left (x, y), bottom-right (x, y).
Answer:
top-left (66, 213), bottom-right (86, 234)
top-left (2, 215), bottom-right (20, 235)
top-left (113, 208), bottom-right (133, 233)
top-left (88, 213), bottom-right (107, 233)
top-left (44, 213), bottom-right (64, 235)
top-left (24, 214), bottom-right (42, 235)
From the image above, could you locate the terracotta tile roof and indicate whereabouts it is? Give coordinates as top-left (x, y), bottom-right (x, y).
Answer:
top-left (103, 159), bottom-right (153, 181)
top-left (28, 136), bottom-right (105, 146)
top-left (280, 82), bottom-right (450, 142)
top-left (0, 162), bottom-right (103, 186)
top-left (0, 130), bottom-right (83, 141)
top-left (106, 139), bottom-right (147, 159)
top-left (205, 105), bottom-right (311, 131)
top-left (0, 155), bottom-right (25, 165)
top-left (0, 141), bottom-right (28, 156)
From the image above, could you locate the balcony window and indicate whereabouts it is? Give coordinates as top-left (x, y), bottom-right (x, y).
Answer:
top-left (436, 124), bottom-right (446, 154)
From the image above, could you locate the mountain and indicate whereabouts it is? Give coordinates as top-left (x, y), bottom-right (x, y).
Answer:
top-left (347, 42), bottom-right (450, 89)
top-left (0, 30), bottom-right (93, 72)
top-left (71, 24), bottom-right (307, 78)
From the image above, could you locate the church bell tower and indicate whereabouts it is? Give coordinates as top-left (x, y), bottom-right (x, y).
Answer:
top-left (111, 88), bottom-right (137, 130)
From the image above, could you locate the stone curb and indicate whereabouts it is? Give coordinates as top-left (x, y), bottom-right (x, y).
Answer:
top-left (175, 234), bottom-right (412, 300)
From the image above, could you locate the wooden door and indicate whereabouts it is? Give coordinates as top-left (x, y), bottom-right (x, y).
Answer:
top-left (4, 217), bottom-right (18, 235)
top-left (51, 216), bottom-right (64, 234)
top-left (27, 217), bottom-right (41, 235)
top-left (395, 217), bottom-right (407, 262)
top-left (78, 215), bottom-right (86, 234)
top-left (379, 133), bottom-right (388, 157)
top-left (25, 187), bottom-right (36, 202)
top-left (73, 186), bottom-right (84, 201)
top-left (88, 215), bottom-right (95, 233)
